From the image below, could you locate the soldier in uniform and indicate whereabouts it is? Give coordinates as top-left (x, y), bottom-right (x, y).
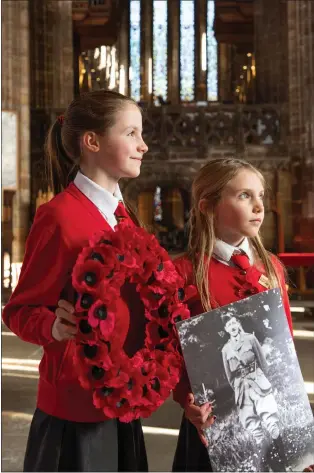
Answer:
top-left (221, 313), bottom-right (288, 472)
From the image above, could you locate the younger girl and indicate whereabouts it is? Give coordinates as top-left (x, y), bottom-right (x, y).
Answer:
top-left (2, 90), bottom-right (149, 472)
top-left (171, 158), bottom-right (293, 472)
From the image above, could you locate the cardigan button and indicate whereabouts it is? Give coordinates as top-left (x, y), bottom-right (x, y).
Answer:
top-left (240, 270), bottom-right (247, 275)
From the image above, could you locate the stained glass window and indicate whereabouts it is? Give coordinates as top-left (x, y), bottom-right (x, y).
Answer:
top-left (180, 0), bottom-right (195, 102)
top-left (130, 0), bottom-right (141, 101)
top-left (153, 1), bottom-right (168, 104)
top-left (207, 0), bottom-right (218, 101)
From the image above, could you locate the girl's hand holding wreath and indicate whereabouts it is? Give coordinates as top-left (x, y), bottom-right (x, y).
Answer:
top-left (52, 299), bottom-right (77, 341)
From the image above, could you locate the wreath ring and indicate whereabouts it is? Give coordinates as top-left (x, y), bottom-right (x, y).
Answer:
top-left (72, 220), bottom-right (195, 422)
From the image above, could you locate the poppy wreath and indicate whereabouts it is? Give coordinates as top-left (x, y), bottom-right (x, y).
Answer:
top-left (72, 220), bottom-right (196, 422)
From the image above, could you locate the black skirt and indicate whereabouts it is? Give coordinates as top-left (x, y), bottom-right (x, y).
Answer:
top-left (172, 415), bottom-right (213, 472)
top-left (23, 408), bottom-right (148, 472)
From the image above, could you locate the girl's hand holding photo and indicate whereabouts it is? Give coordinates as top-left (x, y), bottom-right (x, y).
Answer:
top-left (184, 392), bottom-right (215, 447)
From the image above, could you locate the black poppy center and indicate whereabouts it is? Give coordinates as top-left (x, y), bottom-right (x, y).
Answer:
top-left (178, 288), bottom-right (185, 301)
top-left (101, 239), bottom-right (113, 245)
top-left (117, 254), bottom-right (124, 262)
top-left (174, 316), bottom-right (182, 323)
top-left (79, 319), bottom-right (92, 334)
top-left (158, 325), bottom-right (169, 339)
top-left (155, 343), bottom-right (165, 351)
top-left (84, 272), bottom-right (97, 286)
top-left (127, 379), bottom-right (134, 390)
top-left (142, 384), bottom-right (148, 396)
top-left (95, 305), bottom-right (107, 320)
top-left (147, 274), bottom-right (155, 285)
top-left (80, 293), bottom-right (94, 310)
top-left (151, 377), bottom-right (160, 392)
top-left (102, 386), bottom-right (114, 397)
top-left (158, 304), bottom-right (169, 318)
top-left (91, 366), bottom-right (105, 380)
top-left (90, 252), bottom-right (104, 264)
top-left (116, 398), bottom-right (127, 408)
top-left (157, 262), bottom-right (164, 272)
top-left (106, 269), bottom-right (114, 279)
top-left (83, 344), bottom-right (98, 359)
top-left (152, 292), bottom-right (163, 301)
top-left (141, 367), bottom-right (148, 376)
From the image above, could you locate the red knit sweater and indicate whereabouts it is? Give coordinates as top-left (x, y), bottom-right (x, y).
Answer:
top-left (2, 183), bottom-right (145, 422)
top-left (172, 254), bottom-right (292, 407)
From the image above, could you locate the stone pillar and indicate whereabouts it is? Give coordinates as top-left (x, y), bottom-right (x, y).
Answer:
top-left (287, 1), bottom-right (314, 249)
top-left (167, 0), bottom-right (180, 105)
top-left (254, 0), bottom-right (289, 104)
top-left (29, 0), bottom-right (74, 220)
top-left (2, 1), bottom-right (30, 262)
top-left (254, 0), bottom-right (314, 250)
top-left (218, 43), bottom-right (233, 103)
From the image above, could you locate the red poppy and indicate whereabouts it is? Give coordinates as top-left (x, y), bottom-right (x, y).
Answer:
top-left (88, 299), bottom-right (115, 339)
top-left (72, 260), bottom-right (106, 296)
top-left (235, 284), bottom-right (259, 299)
top-left (139, 285), bottom-right (168, 309)
top-left (145, 320), bottom-right (171, 346)
top-left (169, 304), bottom-right (191, 325)
top-left (77, 342), bottom-right (113, 370)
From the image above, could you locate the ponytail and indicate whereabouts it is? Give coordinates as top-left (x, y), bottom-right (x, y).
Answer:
top-left (45, 118), bottom-right (79, 195)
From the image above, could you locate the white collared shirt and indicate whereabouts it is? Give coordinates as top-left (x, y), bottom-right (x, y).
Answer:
top-left (213, 238), bottom-right (254, 267)
top-left (74, 171), bottom-right (123, 230)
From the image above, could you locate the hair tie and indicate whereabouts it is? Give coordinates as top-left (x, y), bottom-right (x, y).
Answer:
top-left (57, 115), bottom-right (64, 126)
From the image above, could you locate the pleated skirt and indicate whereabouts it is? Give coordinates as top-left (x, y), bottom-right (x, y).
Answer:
top-left (23, 408), bottom-right (148, 472)
top-left (172, 415), bottom-right (213, 472)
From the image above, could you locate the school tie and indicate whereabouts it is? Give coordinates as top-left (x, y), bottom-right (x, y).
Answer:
top-left (114, 201), bottom-right (129, 222)
top-left (230, 252), bottom-right (251, 270)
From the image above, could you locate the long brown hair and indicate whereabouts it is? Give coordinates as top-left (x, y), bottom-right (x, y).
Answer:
top-left (187, 158), bottom-right (285, 311)
top-left (45, 89), bottom-right (141, 224)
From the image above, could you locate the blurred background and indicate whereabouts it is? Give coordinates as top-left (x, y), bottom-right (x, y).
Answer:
top-left (2, 0), bottom-right (314, 471)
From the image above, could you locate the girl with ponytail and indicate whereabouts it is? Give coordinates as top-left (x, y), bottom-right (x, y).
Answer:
top-left (2, 90), bottom-right (149, 472)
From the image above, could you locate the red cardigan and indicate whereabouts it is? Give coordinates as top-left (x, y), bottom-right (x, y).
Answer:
top-left (2, 183), bottom-right (143, 422)
top-left (172, 254), bottom-right (293, 407)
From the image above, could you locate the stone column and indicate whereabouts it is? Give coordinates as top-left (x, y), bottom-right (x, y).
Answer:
top-left (29, 0), bottom-right (74, 220)
top-left (2, 0), bottom-right (30, 262)
top-left (254, 0), bottom-right (289, 104)
top-left (254, 0), bottom-right (314, 249)
top-left (287, 1), bottom-right (314, 248)
top-left (167, 0), bottom-right (180, 105)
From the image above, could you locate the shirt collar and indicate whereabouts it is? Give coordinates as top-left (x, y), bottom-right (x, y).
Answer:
top-left (213, 238), bottom-right (254, 265)
top-left (74, 170), bottom-right (123, 216)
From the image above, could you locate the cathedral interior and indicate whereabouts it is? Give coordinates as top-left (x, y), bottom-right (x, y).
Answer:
top-left (1, 0), bottom-right (314, 471)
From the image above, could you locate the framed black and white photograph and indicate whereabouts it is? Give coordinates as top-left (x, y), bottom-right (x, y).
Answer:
top-left (176, 289), bottom-right (314, 472)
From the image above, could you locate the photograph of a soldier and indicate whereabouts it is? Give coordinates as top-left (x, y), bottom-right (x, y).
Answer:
top-left (221, 313), bottom-right (287, 472)
top-left (176, 289), bottom-right (314, 472)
